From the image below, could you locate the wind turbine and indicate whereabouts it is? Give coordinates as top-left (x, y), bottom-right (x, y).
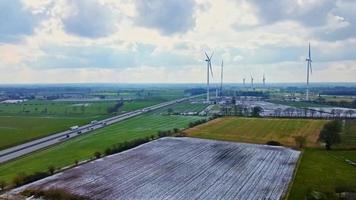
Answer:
top-left (205, 52), bottom-right (214, 103)
top-left (251, 75), bottom-right (254, 89)
top-left (263, 73), bottom-right (266, 87)
top-left (243, 78), bottom-right (246, 88)
top-left (305, 43), bottom-right (312, 101)
top-left (220, 60), bottom-right (224, 97)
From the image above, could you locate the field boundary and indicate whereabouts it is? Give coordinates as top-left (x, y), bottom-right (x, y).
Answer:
top-left (283, 149), bottom-right (304, 200)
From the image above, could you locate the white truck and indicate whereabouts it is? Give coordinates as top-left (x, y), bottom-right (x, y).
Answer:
top-left (70, 125), bottom-right (79, 130)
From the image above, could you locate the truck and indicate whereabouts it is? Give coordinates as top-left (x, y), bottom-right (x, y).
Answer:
top-left (70, 125), bottom-right (79, 130)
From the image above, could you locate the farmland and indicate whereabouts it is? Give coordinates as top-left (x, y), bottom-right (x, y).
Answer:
top-left (0, 113), bottom-right (202, 182)
top-left (288, 120), bottom-right (356, 199)
top-left (0, 99), bottom-right (164, 149)
top-left (186, 117), bottom-right (327, 147)
top-left (3, 137), bottom-right (300, 200)
top-left (0, 100), bottom-right (115, 116)
top-left (89, 88), bottom-right (186, 101)
top-left (162, 102), bottom-right (207, 114)
top-left (0, 116), bottom-right (97, 150)
top-left (0, 99), bottom-right (164, 117)
top-left (339, 119), bottom-right (356, 148)
top-left (288, 149), bottom-right (356, 199)
top-left (183, 117), bottom-right (356, 199)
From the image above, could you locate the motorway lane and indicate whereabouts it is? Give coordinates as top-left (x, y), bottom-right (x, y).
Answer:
top-left (0, 95), bottom-right (201, 164)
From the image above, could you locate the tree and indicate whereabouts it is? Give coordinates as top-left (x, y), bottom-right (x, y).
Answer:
top-left (173, 128), bottom-right (179, 133)
top-left (334, 109), bottom-right (342, 118)
top-left (80, 105), bottom-right (85, 113)
top-left (295, 109), bottom-right (301, 117)
top-left (318, 120), bottom-right (342, 150)
top-left (289, 107), bottom-right (295, 117)
top-left (12, 172), bottom-right (26, 187)
top-left (48, 165), bottom-right (55, 175)
top-left (94, 151), bottom-right (102, 159)
top-left (242, 107), bottom-right (249, 116)
top-left (352, 99), bottom-right (356, 109)
top-left (310, 109), bottom-right (316, 118)
top-left (0, 180), bottom-right (6, 190)
top-left (233, 105), bottom-right (238, 116)
top-left (232, 96), bottom-right (236, 105)
top-left (283, 108), bottom-right (291, 117)
top-left (274, 108), bottom-right (282, 117)
top-left (302, 108), bottom-right (308, 117)
top-left (252, 106), bottom-right (263, 117)
top-left (318, 108), bottom-right (324, 118)
top-left (294, 136), bottom-right (306, 149)
top-left (346, 110), bottom-right (354, 118)
top-left (167, 108), bottom-right (174, 115)
top-left (331, 109), bottom-right (336, 118)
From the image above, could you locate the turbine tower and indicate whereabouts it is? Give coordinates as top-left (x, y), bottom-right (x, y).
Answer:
top-left (263, 73), bottom-right (266, 87)
top-left (220, 60), bottom-right (224, 97)
top-left (305, 43), bottom-right (312, 101)
top-left (243, 78), bottom-right (246, 88)
top-left (205, 52), bottom-right (214, 103)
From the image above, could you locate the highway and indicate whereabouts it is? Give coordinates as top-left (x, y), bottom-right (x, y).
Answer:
top-left (0, 95), bottom-right (201, 164)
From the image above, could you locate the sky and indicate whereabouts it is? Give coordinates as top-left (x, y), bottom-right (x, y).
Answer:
top-left (0, 0), bottom-right (356, 84)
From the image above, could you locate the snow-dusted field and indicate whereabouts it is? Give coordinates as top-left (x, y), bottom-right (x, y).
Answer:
top-left (4, 137), bottom-right (300, 200)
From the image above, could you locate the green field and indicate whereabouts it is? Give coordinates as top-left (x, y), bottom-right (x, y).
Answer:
top-left (91, 88), bottom-right (185, 101)
top-left (288, 149), bottom-right (356, 200)
top-left (0, 99), bottom-right (164, 117)
top-left (119, 99), bottom-right (163, 113)
top-left (0, 112), bottom-right (202, 183)
top-left (67, 88), bottom-right (185, 101)
top-left (287, 119), bottom-right (356, 199)
top-left (186, 117), bottom-right (327, 147)
top-left (0, 116), bottom-right (98, 150)
top-left (338, 120), bottom-right (356, 149)
top-left (0, 100), bottom-right (116, 116)
top-left (162, 102), bottom-right (207, 114)
top-left (0, 99), bottom-right (164, 149)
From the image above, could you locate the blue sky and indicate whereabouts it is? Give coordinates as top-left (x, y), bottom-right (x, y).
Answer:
top-left (0, 0), bottom-right (355, 83)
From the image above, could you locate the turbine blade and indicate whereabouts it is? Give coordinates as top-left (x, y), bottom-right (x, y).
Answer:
top-left (309, 42), bottom-right (311, 59)
top-left (205, 52), bottom-right (209, 60)
top-left (210, 52), bottom-right (214, 60)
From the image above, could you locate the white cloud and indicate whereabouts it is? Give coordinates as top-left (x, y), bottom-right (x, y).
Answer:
top-left (0, 0), bottom-right (355, 83)
top-left (134, 0), bottom-right (197, 35)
